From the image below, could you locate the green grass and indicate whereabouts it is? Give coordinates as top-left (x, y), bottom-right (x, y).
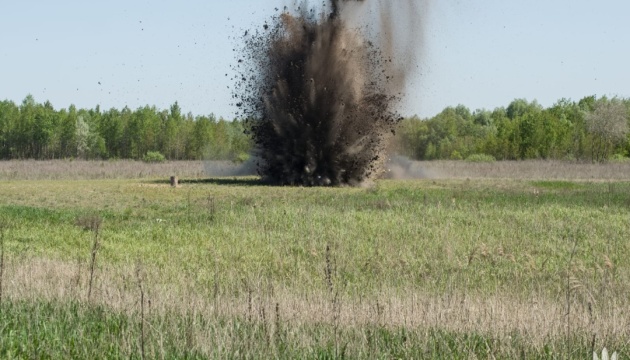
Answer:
top-left (2, 300), bottom-right (622, 359)
top-left (1, 179), bottom-right (628, 296)
top-left (1, 177), bottom-right (629, 358)
top-left (0, 300), bottom-right (211, 359)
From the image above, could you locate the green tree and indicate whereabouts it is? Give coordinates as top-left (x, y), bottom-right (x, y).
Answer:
top-left (32, 101), bottom-right (56, 159)
top-left (0, 100), bottom-right (19, 159)
top-left (506, 98), bottom-right (542, 120)
top-left (586, 98), bottom-right (629, 162)
top-left (75, 114), bottom-right (90, 158)
top-left (161, 102), bottom-right (186, 159)
top-left (206, 117), bottom-right (230, 160)
top-left (229, 119), bottom-right (253, 158)
top-left (100, 109), bottom-right (123, 159)
top-left (58, 106), bottom-right (78, 158)
top-left (191, 115), bottom-right (215, 160)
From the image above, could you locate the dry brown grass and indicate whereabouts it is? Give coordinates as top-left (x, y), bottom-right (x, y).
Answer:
top-left (398, 160), bottom-right (630, 180)
top-left (0, 160), bottom-right (207, 180)
top-left (3, 159), bottom-right (629, 181)
top-left (4, 257), bottom-right (628, 350)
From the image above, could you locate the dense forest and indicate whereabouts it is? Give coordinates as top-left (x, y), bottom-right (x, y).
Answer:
top-left (1, 95), bottom-right (629, 162)
top-left (0, 95), bottom-right (251, 161)
top-left (395, 96), bottom-right (630, 162)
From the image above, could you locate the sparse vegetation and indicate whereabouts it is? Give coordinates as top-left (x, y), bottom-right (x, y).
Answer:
top-left (0, 162), bottom-right (629, 358)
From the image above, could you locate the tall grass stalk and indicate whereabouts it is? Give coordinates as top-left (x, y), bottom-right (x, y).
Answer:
top-left (85, 215), bottom-right (102, 302)
top-left (0, 222), bottom-right (5, 304)
top-left (325, 244), bottom-right (333, 294)
top-left (136, 262), bottom-right (147, 360)
top-left (566, 234), bottom-right (580, 359)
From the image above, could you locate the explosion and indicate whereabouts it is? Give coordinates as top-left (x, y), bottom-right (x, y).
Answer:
top-left (233, 0), bottom-right (425, 186)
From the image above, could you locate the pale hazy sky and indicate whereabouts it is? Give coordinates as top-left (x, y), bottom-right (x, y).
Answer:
top-left (1, 0), bottom-right (629, 118)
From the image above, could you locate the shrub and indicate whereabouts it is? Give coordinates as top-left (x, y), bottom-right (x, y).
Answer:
top-left (233, 152), bottom-right (250, 164)
top-left (609, 153), bottom-right (629, 163)
top-left (142, 151), bottom-right (166, 163)
top-left (465, 154), bottom-right (496, 163)
top-left (450, 150), bottom-right (463, 160)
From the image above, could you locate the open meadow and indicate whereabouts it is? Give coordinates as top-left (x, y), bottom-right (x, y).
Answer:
top-left (0, 160), bottom-right (629, 359)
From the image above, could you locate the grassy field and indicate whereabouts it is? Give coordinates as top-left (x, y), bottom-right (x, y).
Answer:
top-left (0, 160), bottom-right (629, 358)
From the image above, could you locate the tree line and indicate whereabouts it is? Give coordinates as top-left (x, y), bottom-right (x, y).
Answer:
top-left (0, 95), bottom-right (251, 161)
top-left (394, 96), bottom-right (630, 162)
top-left (1, 94), bottom-right (629, 162)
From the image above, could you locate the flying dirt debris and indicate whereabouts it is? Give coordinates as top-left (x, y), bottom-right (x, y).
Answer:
top-left (233, 0), bottom-right (427, 186)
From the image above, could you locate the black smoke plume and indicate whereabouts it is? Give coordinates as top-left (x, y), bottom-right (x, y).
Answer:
top-left (233, 0), bottom-right (424, 186)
